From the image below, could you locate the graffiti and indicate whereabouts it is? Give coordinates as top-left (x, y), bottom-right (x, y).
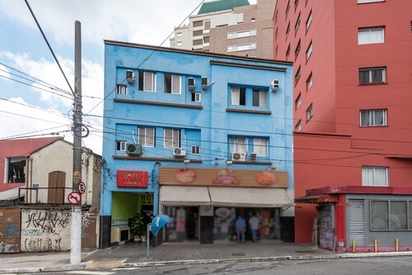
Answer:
top-left (0, 211), bottom-right (3, 216)
top-left (82, 211), bottom-right (95, 228)
top-left (25, 210), bottom-right (71, 234)
top-left (5, 217), bottom-right (13, 223)
top-left (22, 229), bottom-right (42, 237)
top-left (24, 237), bottom-right (62, 252)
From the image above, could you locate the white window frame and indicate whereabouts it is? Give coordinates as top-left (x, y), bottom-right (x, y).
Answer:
top-left (358, 27), bottom-right (384, 45)
top-left (358, 0), bottom-right (384, 3)
top-left (164, 128), bottom-right (180, 149)
top-left (138, 127), bottom-right (155, 147)
top-left (253, 138), bottom-right (268, 157)
top-left (116, 140), bottom-right (127, 151)
top-left (252, 89), bottom-right (267, 107)
top-left (191, 145), bottom-right (200, 154)
top-left (360, 109), bottom-right (387, 127)
top-left (295, 120), bottom-right (302, 131)
top-left (306, 74), bottom-right (313, 90)
top-left (164, 73), bottom-right (181, 94)
top-left (231, 87), bottom-right (246, 106)
top-left (139, 71), bottom-right (156, 92)
top-left (362, 166), bottom-right (388, 186)
top-left (306, 104), bottom-right (313, 121)
top-left (295, 94), bottom-right (302, 109)
top-left (227, 29), bottom-right (257, 39)
top-left (306, 11), bottom-right (312, 30)
top-left (116, 84), bottom-right (127, 95)
top-left (306, 42), bottom-right (313, 60)
top-left (359, 67), bottom-right (386, 84)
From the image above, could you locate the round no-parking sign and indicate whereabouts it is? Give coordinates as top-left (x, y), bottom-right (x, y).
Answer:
top-left (68, 191), bottom-right (81, 205)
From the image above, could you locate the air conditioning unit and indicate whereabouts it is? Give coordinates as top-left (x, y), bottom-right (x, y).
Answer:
top-left (232, 152), bottom-right (246, 161)
top-left (201, 76), bottom-right (208, 90)
top-left (126, 143), bottom-right (142, 156)
top-left (188, 77), bottom-right (196, 90)
top-left (126, 70), bottom-right (135, 84)
top-left (250, 153), bottom-right (257, 162)
top-left (173, 148), bottom-right (187, 157)
top-left (271, 79), bottom-right (279, 92)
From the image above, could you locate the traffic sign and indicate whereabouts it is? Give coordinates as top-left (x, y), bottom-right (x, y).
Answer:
top-left (78, 182), bottom-right (86, 194)
top-left (68, 191), bottom-right (81, 205)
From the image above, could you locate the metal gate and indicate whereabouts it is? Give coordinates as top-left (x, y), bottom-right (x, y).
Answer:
top-left (347, 199), bottom-right (365, 246)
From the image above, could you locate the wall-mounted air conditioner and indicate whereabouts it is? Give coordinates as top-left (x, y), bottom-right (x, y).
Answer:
top-left (201, 76), bottom-right (208, 90)
top-left (271, 79), bottom-right (279, 92)
top-left (250, 153), bottom-right (257, 162)
top-left (173, 148), bottom-right (186, 157)
top-left (126, 70), bottom-right (135, 84)
top-left (232, 152), bottom-right (246, 161)
top-left (188, 77), bottom-right (196, 90)
top-left (126, 143), bottom-right (142, 156)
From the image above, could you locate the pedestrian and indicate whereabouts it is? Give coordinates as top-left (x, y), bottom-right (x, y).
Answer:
top-left (235, 214), bottom-right (246, 243)
top-left (248, 213), bottom-right (260, 242)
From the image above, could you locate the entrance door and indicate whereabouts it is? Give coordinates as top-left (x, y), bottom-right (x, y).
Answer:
top-left (347, 199), bottom-right (365, 246)
top-left (48, 171), bottom-right (66, 204)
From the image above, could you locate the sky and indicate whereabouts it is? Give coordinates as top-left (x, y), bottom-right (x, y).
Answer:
top-left (0, 0), bottom-right (256, 155)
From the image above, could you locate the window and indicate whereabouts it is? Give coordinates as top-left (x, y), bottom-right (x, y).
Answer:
top-left (253, 138), bottom-right (268, 156)
top-left (230, 137), bottom-right (247, 154)
top-left (252, 89), bottom-right (267, 107)
top-left (176, 41), bottom-right (182, 47)
top-left (138, 127), bottom-right (155, 147)
top-left (371, 200), bottom-right (409, 230)
top-left (286, 44), bottom-right (291, 59)
top-left (164, 128), bottom-right (180, 148)
top-left (193, 30), bottom-right (203, 36)
top-left (362, 166), bottom-right (388, 186)
top-left (116, 140), bottom-right (126, 151)
top-left (306, 104), bottom-right (313, 121)
top-left (285, 0), bottom-right (290, 16)
top-left (227, 29), bottom-right (256, 39)
top-left (295, 93), bottom-right (302, 109)
top-left (191, 145), bottom-right (200, 154)
top-left (360, 109), bottom-right (387, 126)
top-left (358, 27), bottom-right (384, 44)
top-left (193, 20), bottom-right (203, 27)
top-left (358, 0), bottom-right (384, 3)
top-left (138, 71), bottom-right (156, 92)
top-left (193, 39), bottom-right (203, 46)
top-left (6, 157), bottom-right (26, 183)
top-left (116, 84), bottom-right (127, 95)
top-left (286, 22), bottom-right (290, 38)
top-left (295, 39), bottom-right (301, 59)
top-left (191, 92), bottom-right (201, 102)
top-left (231, 87), bottom-right (246, 106)
top-left (306, 42), bottom-right (313, 60)
top-left (177, 32), bottom-right (182, 38)
top-left (295, 120), bottom-right (302, 131)
top-left (295, 13), bottom-right (301, 33)
top-left (227, 43), bottom-right (256, 52)
top-left (359, 67), bottom-right (386, 84)
top-left (306, 73), bottom-right (313, 90)
top-left (164, 73), bottom-right (181, 94)
top-left (295, 66), bottom-right (301, 84)
top-left (306, 11), bottom-right (312, 31)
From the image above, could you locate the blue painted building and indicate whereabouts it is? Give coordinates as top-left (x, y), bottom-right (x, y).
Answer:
top-left (101, 40), bottom-right (294, 247)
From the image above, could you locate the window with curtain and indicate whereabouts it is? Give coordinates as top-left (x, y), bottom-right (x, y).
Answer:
top-left (362, 166), bottom-right (388, 186)
top-left (252, 89), bottom-right (267, 107)
top-left (138, 127), bottom-right (155, 147)
top-left (231, 87), bottom-right (246, 106)
top-left (230, 137), bottom-right (247, 154)
top-left (164, 73), bottom-right (181, 94)
top-left (138, 71), bottom-right (156, 92)
top-left (253, 138), bottom-right (268, 156)
top-left (360, 109), bottom-right (387, 127)
top-left (358, 27), bottom-right (384, 45)
top-left (359, 67), bottom-right (386, 84)
top-left (164, 128), bottom-right (180, 148)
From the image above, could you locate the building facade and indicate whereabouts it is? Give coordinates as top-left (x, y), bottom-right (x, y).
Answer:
top-left (102, 40), bottom-right (294, 248)
top-left (273, 0), bottom-right (412, 251)
top-left (170, 0), bottom-right (275, 59)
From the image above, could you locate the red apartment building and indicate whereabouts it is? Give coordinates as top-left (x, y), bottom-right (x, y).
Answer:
top-left (274, 0), bottom-right (412, 252)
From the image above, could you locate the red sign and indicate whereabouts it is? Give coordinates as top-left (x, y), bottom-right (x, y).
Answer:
top-left (67, 191), bottom-right (81, 205)
top-left (117, 170), bottom-right (148, 187)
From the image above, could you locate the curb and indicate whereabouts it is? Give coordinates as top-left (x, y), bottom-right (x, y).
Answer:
top-left (121, 251), bottom-right (412, 268)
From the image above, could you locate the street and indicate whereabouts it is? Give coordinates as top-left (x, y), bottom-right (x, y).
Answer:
top-left (31, 256), bottom-right (412, 275)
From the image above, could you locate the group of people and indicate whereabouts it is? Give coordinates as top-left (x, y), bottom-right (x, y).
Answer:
top-left (235, 213), bottom-right (261, 243)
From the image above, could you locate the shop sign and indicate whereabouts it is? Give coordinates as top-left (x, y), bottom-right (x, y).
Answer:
top-left (140, 193), bottom-right (153, 205)
top-left (117, 170), bottom-right (148, 187)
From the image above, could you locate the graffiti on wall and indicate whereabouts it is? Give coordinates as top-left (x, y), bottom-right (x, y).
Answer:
top-left (0, 209), bottom-right (20, 253)
top-left (21, 209), bottom-right (72, 252)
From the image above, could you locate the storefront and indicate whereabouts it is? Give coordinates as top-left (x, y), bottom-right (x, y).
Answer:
top-left (158, 166), bottom-right (293, 243)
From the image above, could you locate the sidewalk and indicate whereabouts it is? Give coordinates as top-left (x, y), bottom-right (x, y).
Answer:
top-left (1, 240), bottom-right (412, 274)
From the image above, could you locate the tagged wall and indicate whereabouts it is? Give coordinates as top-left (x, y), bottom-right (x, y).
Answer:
top-left (0, 208), bottom-right (21, 253)
top-left (21, 209), bottom-right (71, 252)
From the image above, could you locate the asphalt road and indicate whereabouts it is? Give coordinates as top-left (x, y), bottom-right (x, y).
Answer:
top-left (32, 255), bottom-right (412, 275)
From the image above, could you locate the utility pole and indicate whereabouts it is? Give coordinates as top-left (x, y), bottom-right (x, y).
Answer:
top-left (71, 20), bottom-right (82, 265)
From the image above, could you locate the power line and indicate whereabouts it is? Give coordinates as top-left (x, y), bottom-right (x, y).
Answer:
top-left (24, 0), bottom-right (75, 97)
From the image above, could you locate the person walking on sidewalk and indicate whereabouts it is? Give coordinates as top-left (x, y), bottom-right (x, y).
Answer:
top-left (249, 213), bottom-right (260, 242)
top-left (235, 214), bottom-right (246, 243)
